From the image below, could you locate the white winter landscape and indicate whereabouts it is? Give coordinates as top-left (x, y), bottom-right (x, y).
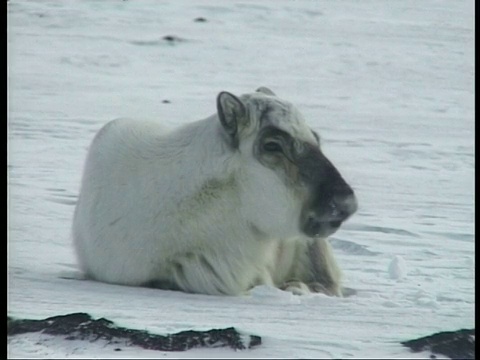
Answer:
top-left (7, 0), bottom-right (474, 358)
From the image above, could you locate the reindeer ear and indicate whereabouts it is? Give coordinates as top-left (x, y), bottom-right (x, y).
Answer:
top-left (256, 86), bottom-right (276, 96)
top-left (217, 91), bottom-right (246, 147)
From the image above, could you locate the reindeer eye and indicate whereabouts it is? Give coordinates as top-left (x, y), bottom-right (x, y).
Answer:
top-left (263, 141), bottom-right (283, 152)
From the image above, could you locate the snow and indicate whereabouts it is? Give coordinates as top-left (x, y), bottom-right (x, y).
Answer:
top-left (388, 255), bottom-right (407, 280)
top-left (7, 0), bottom-right (474, 358)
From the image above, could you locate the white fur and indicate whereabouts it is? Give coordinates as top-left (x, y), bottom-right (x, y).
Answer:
top-left (72, 90), bottom-right (343, 296)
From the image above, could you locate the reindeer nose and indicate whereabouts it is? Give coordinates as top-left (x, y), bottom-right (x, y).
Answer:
top-left (302, 191), bottom-right (357, 238)
top-left (330, 192), bottom-right (358, 221)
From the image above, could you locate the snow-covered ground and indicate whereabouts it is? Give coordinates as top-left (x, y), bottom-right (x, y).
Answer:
top-left (7, 0), bottom-right (474, 358)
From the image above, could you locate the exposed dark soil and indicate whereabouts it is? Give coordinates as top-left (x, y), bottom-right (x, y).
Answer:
top-left (7, 312), bottom-right (262, 352)
top-left (401, 328), bottom-right (474, 360)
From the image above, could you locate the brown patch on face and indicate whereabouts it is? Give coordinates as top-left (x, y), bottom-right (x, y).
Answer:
top-left (253, 126), bottom-right (317, 192)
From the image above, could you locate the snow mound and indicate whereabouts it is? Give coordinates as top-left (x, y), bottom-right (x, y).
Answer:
top-left (388, 255), bottom-right (407, 280)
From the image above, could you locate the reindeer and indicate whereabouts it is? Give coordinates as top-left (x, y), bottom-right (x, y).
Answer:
top-left (72, 87), bottom-right (357, 296)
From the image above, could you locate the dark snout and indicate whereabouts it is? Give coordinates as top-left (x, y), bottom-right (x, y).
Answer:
top-left (298, 147), bottom-right (358, 238)
top-left (302, 187), bottom-right (358, 238)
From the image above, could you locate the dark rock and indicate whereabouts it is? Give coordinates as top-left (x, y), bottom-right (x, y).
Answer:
top-left (130, 36), bottom-right (186, 47)
top-left (401, 328), bottom-right (474, 360)
top-left (194, 17), bottom-right (207, 23)
top-left (162, 35), bottom-right (184, 43)
top-left (8, 312), bottom-right (262, 352)
top-left (162, 100), bottom-right (171, 104)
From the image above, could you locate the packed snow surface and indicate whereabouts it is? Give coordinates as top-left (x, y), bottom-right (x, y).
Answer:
top-left (7, 0), bottom-right (474, 358)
